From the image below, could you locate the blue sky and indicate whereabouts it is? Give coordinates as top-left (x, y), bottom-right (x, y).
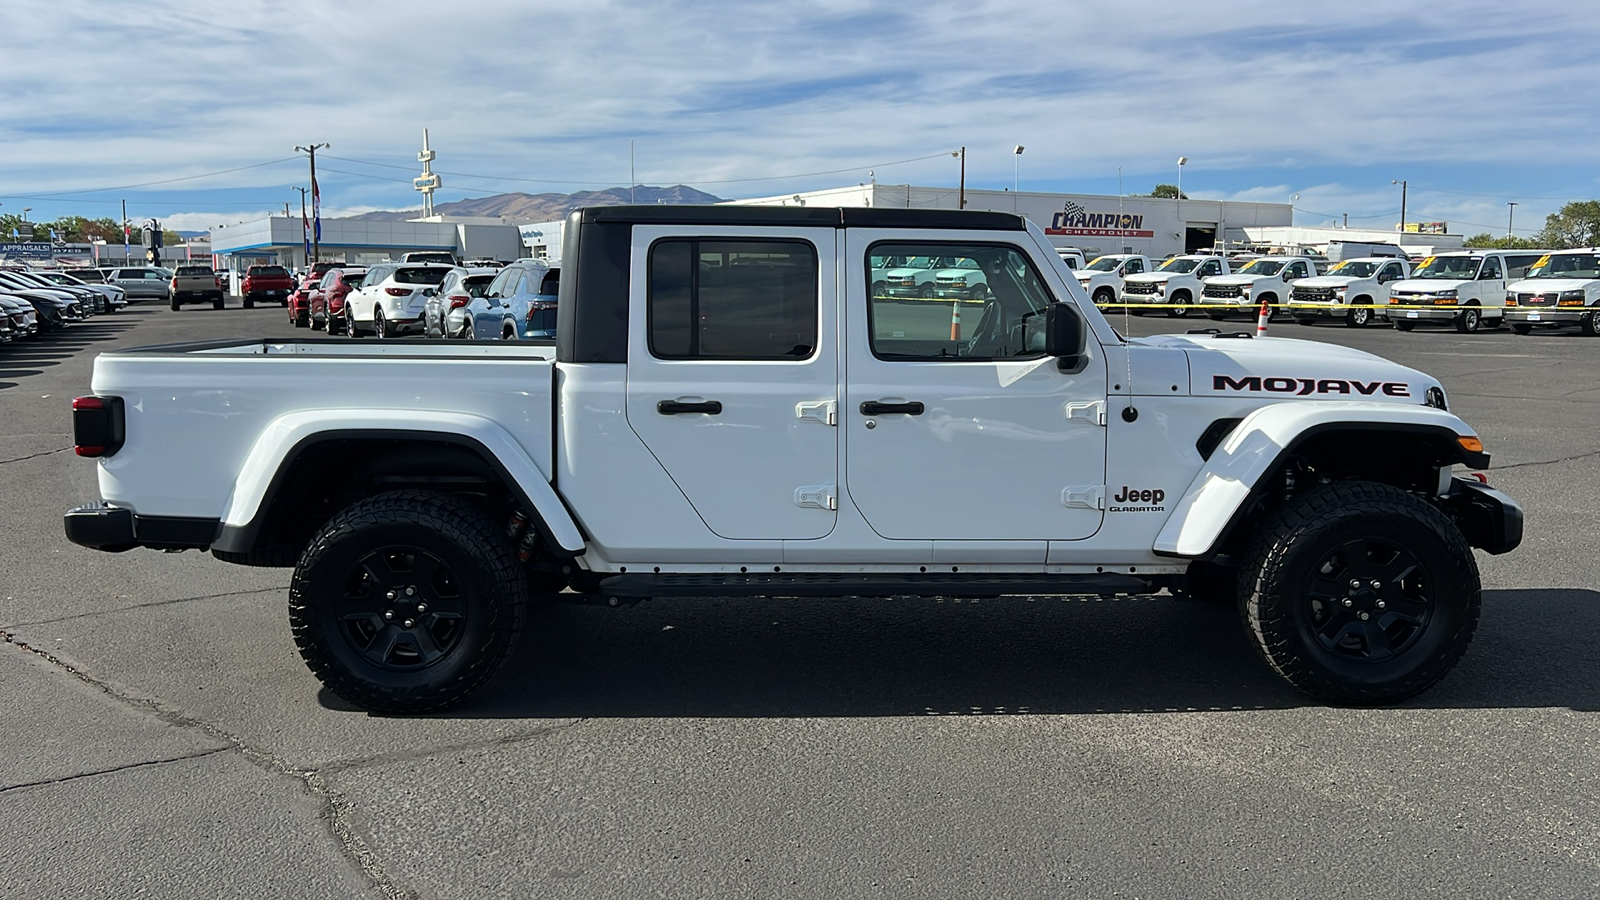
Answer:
top-left (1, 0), bottom-right (1595, 238)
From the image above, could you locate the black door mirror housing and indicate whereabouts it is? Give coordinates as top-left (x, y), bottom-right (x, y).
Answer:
top-left (1044, 303), bottom-right (1085, 364)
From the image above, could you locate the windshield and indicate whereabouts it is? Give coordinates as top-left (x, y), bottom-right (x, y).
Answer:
top-left (1157, 258), bottom-right (1200, 273)
top-left (1238, 259), bottom-right (1285, 275)
top-left (1526, 253), bottom-right (1600, 279)
top-left (1085, 256), bottom-right (1125, 271)
top-left (1410, 256), bottom-right (1481, 279)
top-left (1326, 261), bottom-right (1378, 277)
top-left (887, 256), bottom-right (935, 270)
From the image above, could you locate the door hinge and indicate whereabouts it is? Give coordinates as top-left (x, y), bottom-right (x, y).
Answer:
top-left (794, 485), bottom-right (838, 510)
top-left (796, 400), bottom-right (837, 426)
top-left (1064, 400), bottom-right (1107, 426)
top-left (1061, 485), bottom-right (1106, 510)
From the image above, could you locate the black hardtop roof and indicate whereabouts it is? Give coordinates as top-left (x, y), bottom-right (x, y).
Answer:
top-left (572, 204), bottom-right (1026, 231)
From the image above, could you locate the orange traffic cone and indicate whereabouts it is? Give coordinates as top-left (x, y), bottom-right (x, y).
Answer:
top-left (1255, 296), bottom-right (1271, 337)
top-left (950, 300), bottom-right (962, 340)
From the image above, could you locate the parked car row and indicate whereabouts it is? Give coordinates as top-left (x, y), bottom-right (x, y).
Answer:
top-left (0, 266), bottom-right (126, 343)
top-left (1080, 246), bottom-right (1597, 335)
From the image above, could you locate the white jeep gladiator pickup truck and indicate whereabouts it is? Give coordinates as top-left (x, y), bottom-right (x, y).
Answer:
top-left (1120, 254), bottom-right (1229, 318)
top-left (64, 206), bottom-right (1521, 713)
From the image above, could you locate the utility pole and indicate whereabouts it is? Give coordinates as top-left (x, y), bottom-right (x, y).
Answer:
top-left (121, 199), bottom-right (129, 262)
top-left (293, 186), bottom-right (310, 267)
top-left (1506, 201), bottom-right (1518, 237)
top-left (953, 147), bottom-right (966, 209)
top-left (294, 142), bottom-right (329, 261)
top-left (1392, 179), bottom-right (1407, 231)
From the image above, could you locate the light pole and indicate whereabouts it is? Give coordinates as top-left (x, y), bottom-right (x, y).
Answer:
top-left (1507, 201), bottom-right (1518, 237)
top-left (1013, 145), bottom-right (1024, 211)
top-left (22, 207), bottom-right (32, 222)
top-left (1291, 193), bottom-right (1299, 227)
top-left (952, 148), bottom-right (966, 209)
top-left (1176, 157), bottom-right (1187, 247)
top-left (294, 142), bottom-right (330, 261)
top-left (1391, 179), bottom-right (1407, 232)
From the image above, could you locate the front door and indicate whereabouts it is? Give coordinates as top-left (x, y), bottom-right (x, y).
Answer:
top-left (625, 226), bottom-right (839, 540)
top-left (842, 232), bottom-right (1108, 546)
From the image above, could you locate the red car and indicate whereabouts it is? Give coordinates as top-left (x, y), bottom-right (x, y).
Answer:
top-left (241, 265), bottom-right (295, 308)
top-left (288, 262), bottom-right (350, 327)
top-left (309, 266), bottom-right (368, 332)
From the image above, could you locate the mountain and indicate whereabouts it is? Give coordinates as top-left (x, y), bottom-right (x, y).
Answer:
top-left (349, 185), bottom-right (725, 223)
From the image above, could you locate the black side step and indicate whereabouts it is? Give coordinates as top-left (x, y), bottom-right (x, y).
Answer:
top-left (594, 572), bottom-right (1152, 600)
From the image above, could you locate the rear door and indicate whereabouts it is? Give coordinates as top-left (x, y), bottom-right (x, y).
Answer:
top-left (842, 231), bottom-right (1108, 553)
top-left (624, 226), bottom-right (839, 540)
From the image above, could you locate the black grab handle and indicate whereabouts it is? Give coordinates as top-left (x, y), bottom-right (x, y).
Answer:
top-left (657, 400), bottom-right (723, 415)
top-left (860, 400), bottom-right (924, 416)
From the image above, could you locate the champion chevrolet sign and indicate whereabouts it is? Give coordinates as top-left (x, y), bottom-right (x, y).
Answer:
top-left (1044, 201), bottom-right (1155, 239)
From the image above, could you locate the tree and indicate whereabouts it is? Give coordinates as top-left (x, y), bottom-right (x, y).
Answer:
top-left (1463, 233), bottom-right (1542, 250)
top-left (1148, 184), bottom-right (1188, 200)
top-left (1536, 201), bottom-right (1600, 249)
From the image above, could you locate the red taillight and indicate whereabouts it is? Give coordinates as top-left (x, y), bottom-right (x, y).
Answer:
top-left (73, 397), bottom-right (105, 410)
top-left (447, 293), bottom-right (470, 309)
top-left (384, 287), bottom-right (411, 296)
top-left (73, 396), bottom-right (123, 458)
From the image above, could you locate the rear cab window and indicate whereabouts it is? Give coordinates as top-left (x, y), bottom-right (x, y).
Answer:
top-left (648, 239), bottom-right (818, 360)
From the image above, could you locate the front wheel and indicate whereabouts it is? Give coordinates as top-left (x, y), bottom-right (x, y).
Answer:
top-left (1454, 305), bottom-right (1482, 333)
top-left (288, 490), bottom-right (526, 713)
top-left (1093, 288), bottom-right (1114, 306)
top-left (1240, 480), bottom-right (1480, 705)
top-left (1166, 291), bottom-right (1191, 317)
top-left (1346, 305), bottom-right (1372, 328)
top-left (1582, 311), bottom-right (1600, 336)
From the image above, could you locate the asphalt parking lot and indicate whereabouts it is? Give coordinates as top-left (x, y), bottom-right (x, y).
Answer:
top-left (3, 301), bottom-right (1598, 899)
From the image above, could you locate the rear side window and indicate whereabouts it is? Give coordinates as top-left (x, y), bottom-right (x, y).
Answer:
top-left (394, 267), bottom-right (448, 285)
top-left (464, 274), bottom-right (495, 297)
top-left (648, 239), bottom-right (818, 360)
top-left (344, 274), bottom-right (366, 290)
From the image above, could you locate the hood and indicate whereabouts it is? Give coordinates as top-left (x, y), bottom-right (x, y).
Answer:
top-left (1391, 277), bottom-right (1467, 293)
top-left (1508, 277), bottom-right (1597, 293)
top-left (1294, 275), bottom-right (1360, 288)
top-left (882, 268), bottom-right (928, 278)
top-left (1135, 333), bottom-right (1440, 402)
top-left (933, 267), bottom-right (982, 277)
top-left (1207, 273), bottom-right (1279, 287)
top-left (1125, 272), bottom-right (1177, 283)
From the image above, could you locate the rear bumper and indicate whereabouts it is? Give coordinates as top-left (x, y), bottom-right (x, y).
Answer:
top-left (64, 502), bottom-right (221, 552)
top-left (1441, 478), bottom-right (1523, 555)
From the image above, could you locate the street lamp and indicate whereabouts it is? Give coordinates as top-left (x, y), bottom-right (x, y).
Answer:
top-left (1013, 145), bottom-right (1025, 211)
top-left (952, 148), bottom-right (966, 209)
top-left (294, 142), bottom-right (330, 261)
top-left (1291, 193), bottom-right (1299, 227)
top-left (1391, 179), bottom-right (1407, 232)
top-left (22, 207), bottom-right (32, 222)
top-left (1507, 201), bottom-right (1518, 237)
top-left (1175, 157), bottom-right (1187, 243)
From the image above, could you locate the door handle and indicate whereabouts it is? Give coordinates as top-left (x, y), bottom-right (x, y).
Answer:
top-left (658, 400), bottom-right (723, 415)
top-left (860, 400), bottom-right (924, 416)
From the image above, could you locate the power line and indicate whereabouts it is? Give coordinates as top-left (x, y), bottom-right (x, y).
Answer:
top-left (1, 157), bottom-right (302, 199)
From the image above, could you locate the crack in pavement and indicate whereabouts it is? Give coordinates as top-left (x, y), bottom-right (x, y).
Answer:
top-left (1492, 447), bottom-right (1600, 472)
top-left (0, 748), bottom-right (230, 795)
top-left (2, 585), bottom-right (290, 629)
top-left (318, 720), bottom-right (593, 776)
top-left (0, 630), bottom-right (417, 900)
top-left (0, 446), bottom-right (71, 466)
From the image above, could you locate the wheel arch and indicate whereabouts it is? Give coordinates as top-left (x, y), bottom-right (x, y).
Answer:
top-left (213, 415), bottom-right (585, 566)
top-left (1153, 404), bottom-right (1490, 561)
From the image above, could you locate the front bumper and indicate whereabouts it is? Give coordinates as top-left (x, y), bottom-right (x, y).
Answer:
top-left (1288, 301), bottom-right (1349, 318)
top-left (932, 286), bottom-right (988, 300)
top-left (1503, 308), bottom-right (1586, 324)
top-left (1441, 478), bottom-right (1523, 555)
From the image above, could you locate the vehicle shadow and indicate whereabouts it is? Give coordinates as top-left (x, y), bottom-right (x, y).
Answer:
top-left (362, 588), bottom-right (1598, 718)
top-left (0, 317), bottom-right (144, 389)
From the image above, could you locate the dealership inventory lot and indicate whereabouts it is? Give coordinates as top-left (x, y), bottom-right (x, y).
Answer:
top-left (2, 307), bottom-right (1598, 898)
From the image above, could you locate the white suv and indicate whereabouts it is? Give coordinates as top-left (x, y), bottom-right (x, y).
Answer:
top-left (344, 263), bottom-right (453, 338)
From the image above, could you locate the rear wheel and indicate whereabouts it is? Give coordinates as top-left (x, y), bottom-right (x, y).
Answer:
top-left (346, 308), bottom-right (361, 338)
top-left (1394, 320), bottom-right (1415, 331)
top-left (169, 298), bottom-right (180, 312)
top-left (1511, 323), bottom-right (1533, 335)
top-left (288, 491), bottom-right (525, 714)
top-left (212, 292), bottom-right (225, 310)
top-left (373, 309), bottom-right (388, 339)
top-left (244, 294), bottom-right (255, 310)
top-left (1240, 480), bottom-right (1480, 705)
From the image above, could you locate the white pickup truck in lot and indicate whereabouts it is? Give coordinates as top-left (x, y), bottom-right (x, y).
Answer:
top-left (1288, 256), bottom-right (1411, 328)
top-left (64, 206), bottom-right (1521, 713)
top-left (1119, 254), bottom-right (1229, 318)
top-left (1075, 253), bottom-right (1150, 306)
top-left (1199, 256), bottom-right (1319, 319)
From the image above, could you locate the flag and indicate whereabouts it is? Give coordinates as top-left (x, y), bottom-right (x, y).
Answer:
top-left (312, 173), bottom-right (321, 242)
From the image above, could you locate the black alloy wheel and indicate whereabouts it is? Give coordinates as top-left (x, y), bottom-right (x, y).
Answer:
top-left (1240, 480), bottom-right (1480, 705)
top-left (346, 307), bottom-right (360, 338)
top-left (289, 491), bottom-right (525, 713)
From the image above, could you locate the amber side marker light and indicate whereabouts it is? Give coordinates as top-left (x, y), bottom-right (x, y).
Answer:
top-left (1458, 435), bottom-right (1485, 453)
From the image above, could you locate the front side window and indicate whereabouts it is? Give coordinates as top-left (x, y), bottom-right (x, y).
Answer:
top-left (1199, 260), bottom-right (1222, 276)
top-left (649, 239), bottom-right (818, 360)
top-left (1479, 258), bottom-right (1502, 280)
top-left (1125, 258), bottom-right (1145, 274)
top-left (866, 243), bottom-right (1055, 361)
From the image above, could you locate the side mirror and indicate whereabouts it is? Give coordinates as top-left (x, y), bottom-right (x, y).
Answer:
top-left (1044, 303), bottom-right (1085, 362)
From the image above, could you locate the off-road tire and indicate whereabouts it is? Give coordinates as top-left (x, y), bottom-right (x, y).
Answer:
top-left (289, 490), bottom-right (526, 714)
top-left (1239, 480), bottom-right (1480, 706)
